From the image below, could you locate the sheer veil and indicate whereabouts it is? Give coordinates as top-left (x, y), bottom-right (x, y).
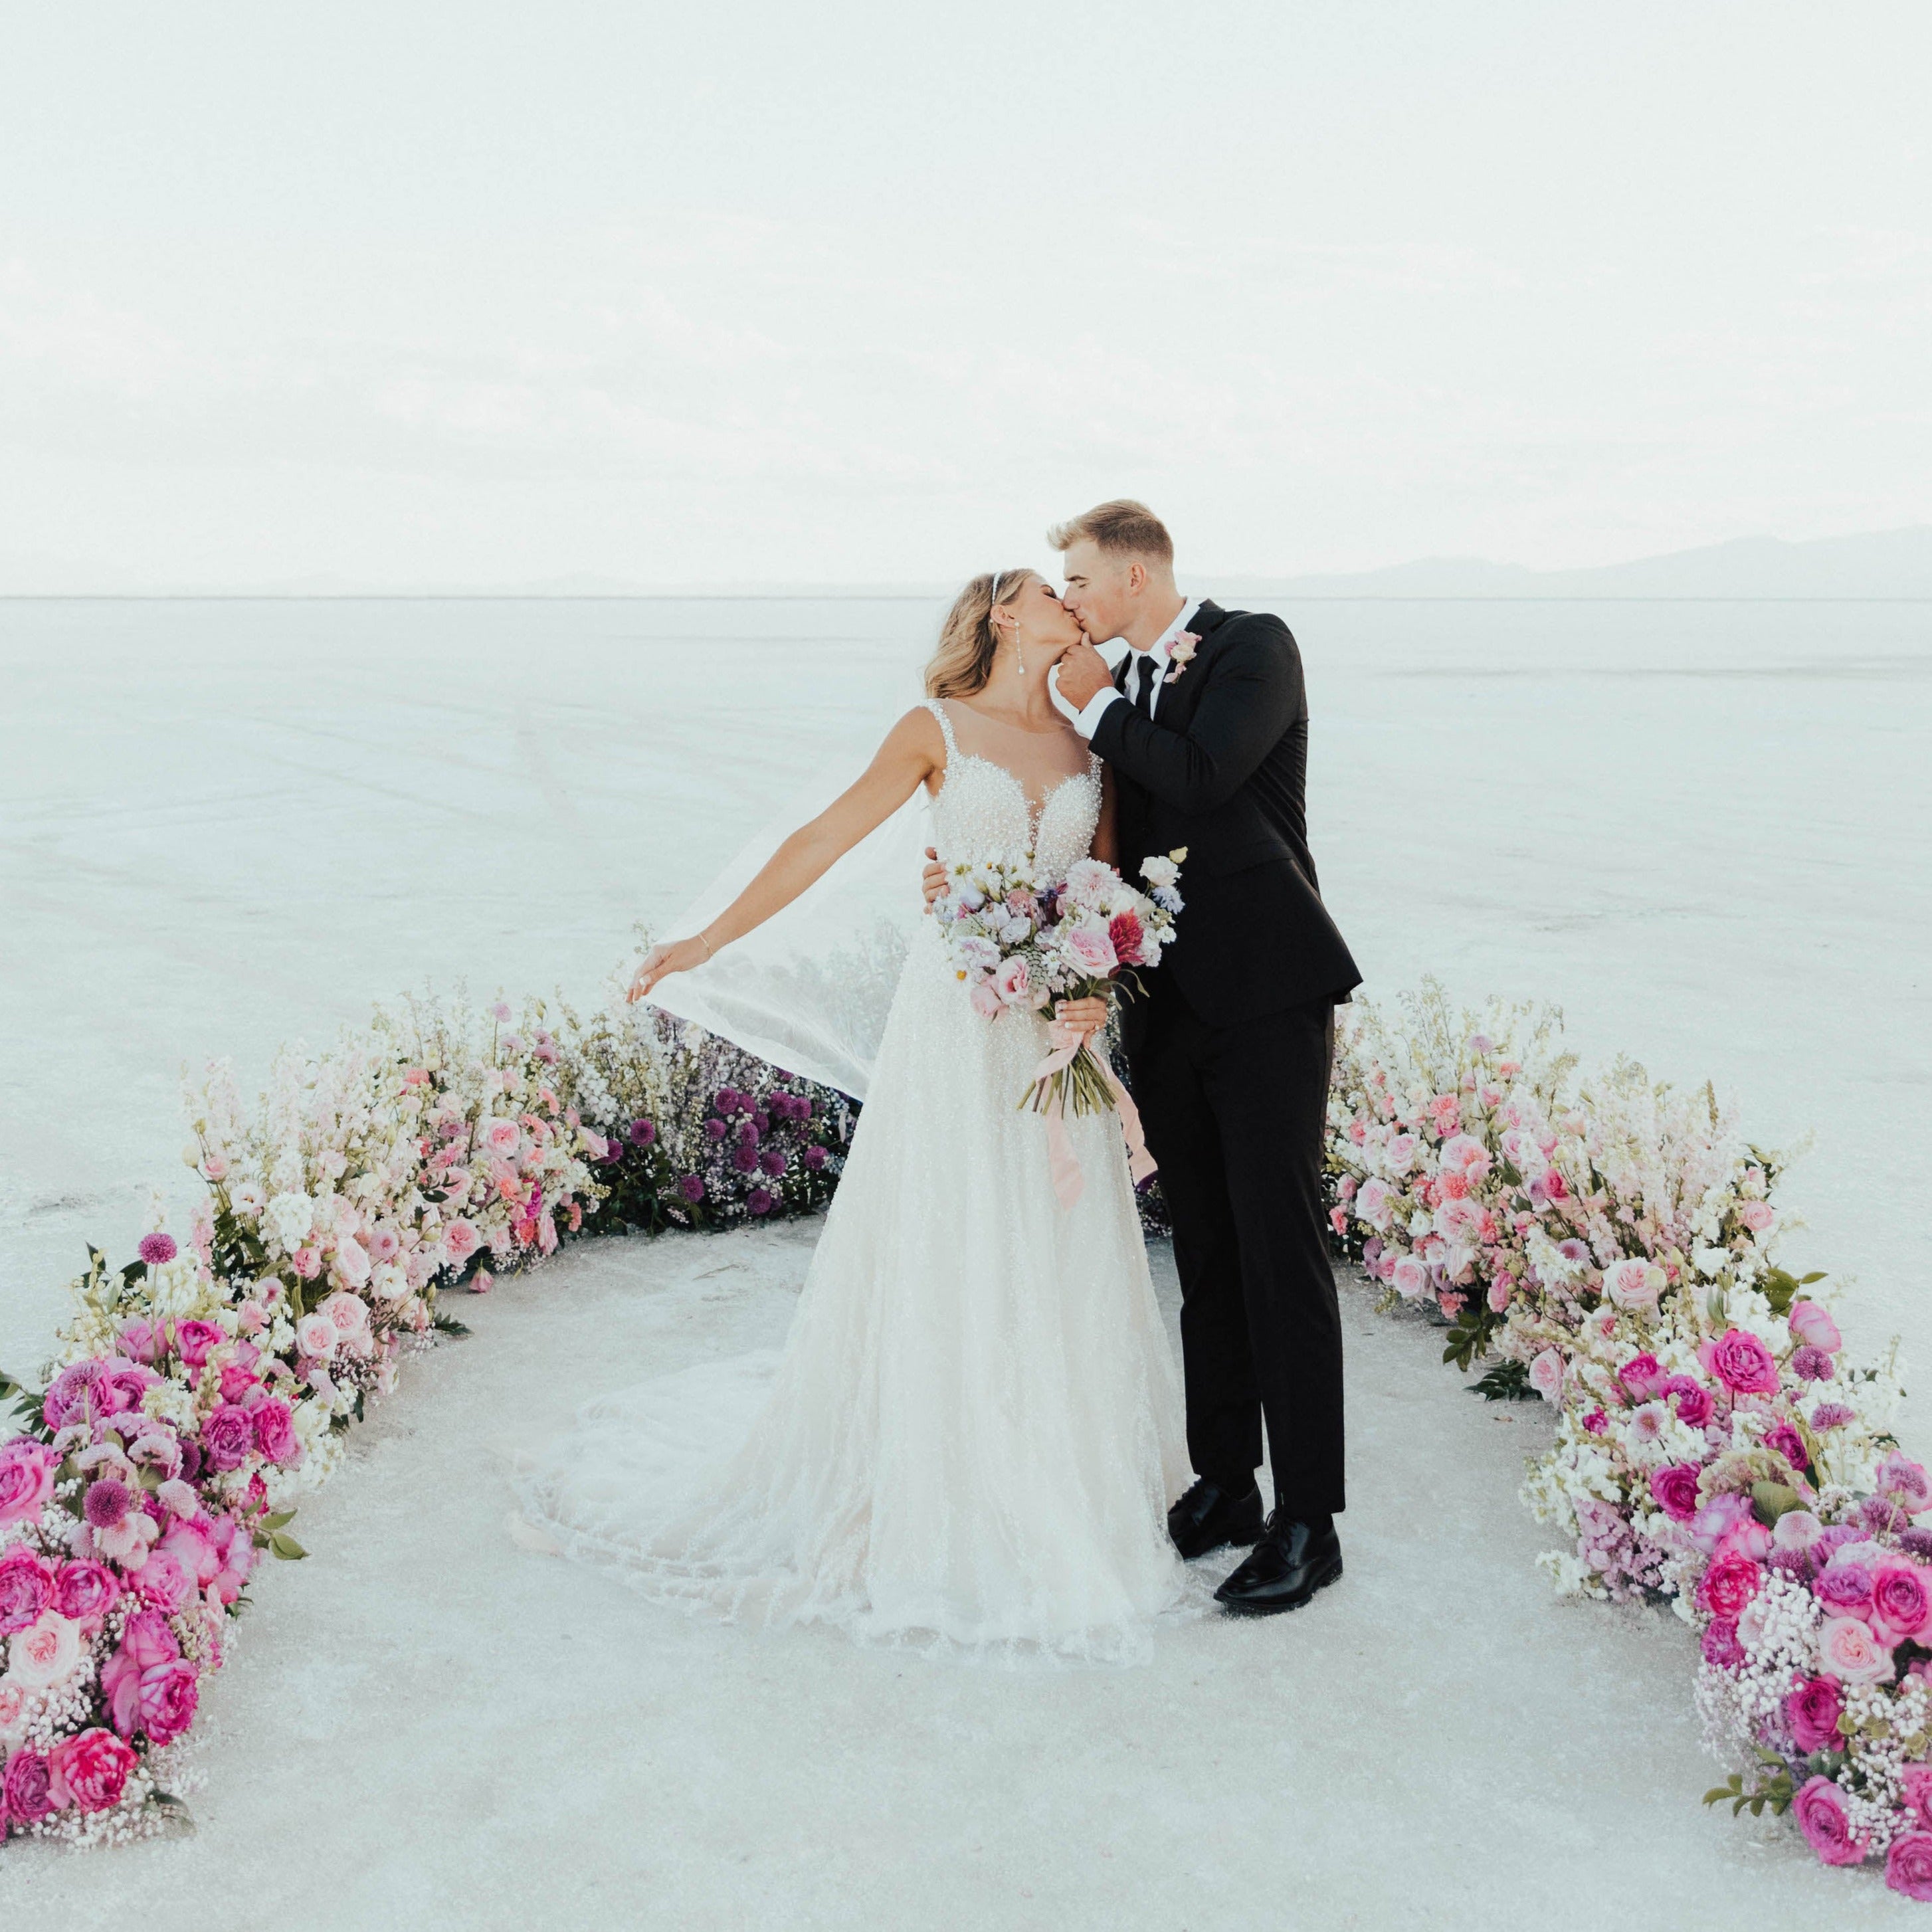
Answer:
top-left (640, 697), bottom-right (935, 1104)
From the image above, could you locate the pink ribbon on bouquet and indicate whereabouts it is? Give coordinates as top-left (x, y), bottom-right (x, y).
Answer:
top-left (1030, 1018), bottom-right (1158, 1210)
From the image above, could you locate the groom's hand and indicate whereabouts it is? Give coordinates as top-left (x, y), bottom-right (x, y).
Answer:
top-left (1055, 640), bottom-right (1113, 711)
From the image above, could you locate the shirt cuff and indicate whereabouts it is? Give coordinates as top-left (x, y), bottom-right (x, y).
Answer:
top-left (1049, 665), bottom-right (1122, 739)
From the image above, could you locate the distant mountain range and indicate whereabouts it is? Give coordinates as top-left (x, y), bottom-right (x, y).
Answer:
top-left (1224, 525), bottom-right (1932, 601)
top-left (5, 526), bottom-right (1931, 599)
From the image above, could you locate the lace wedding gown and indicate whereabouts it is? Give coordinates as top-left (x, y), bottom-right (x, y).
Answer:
top-left (514, 699), bottom-right (1193, 1663)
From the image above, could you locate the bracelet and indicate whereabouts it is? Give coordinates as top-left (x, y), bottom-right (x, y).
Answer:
top-left (696, 929), bottom-right (716, 960)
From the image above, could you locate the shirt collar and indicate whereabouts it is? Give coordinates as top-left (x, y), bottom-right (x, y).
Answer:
top-left (1134, 597), bottom-right (1201, 666)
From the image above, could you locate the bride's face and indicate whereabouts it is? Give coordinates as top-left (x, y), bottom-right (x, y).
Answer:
top-left (1009, 577), bottom-right (1085, 658)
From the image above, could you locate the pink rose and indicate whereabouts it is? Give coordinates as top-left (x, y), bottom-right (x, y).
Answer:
top-left (53, 1560), bottom-right (121, 1625)
top-left (1618, 1353), bottom-right (1667, 1401)
top-left (1887, 1832), bottom-right (1932, 1903)
top-left (206, 1511), bottom-right (256, 1606)
top-left (483, 1119), bottom-right (522, 1157)
top-left (1818, 1614), bottom-right (1894, 1686)
top-left (0, 1437), bottom-right (57, 1527)
top-left (1662, 1375), bottom-right (1713, 1427)
top-left (993, 954), bottom-right (1033, 1007)
top-left (251, 1398), bottom-right (300, 1466)
top-left (1391, 1256), bottom-right (1430, 1303)
top-left (320, 1289), bottom-right (371, 1339)
top-left (175, 1319), bottom-right (225, 1369)
top-left (1064, 923), bottom-right (1117, 975)
top-left (1650, 1464), bottom-right (1701, 1522)
top-left (102, 1606), bottom-right (183, 1733)
top-left (1386, 1134), bottom-right (1417, 1175)
top-left (1789, 1300), bottom-right (1842, 1353)
top-left (1699, 1328), bottom-right (1780, 1396)
top-left (967, 981), bottom-right (1003, 1020)
top-left (1903, 1765), bottom-right (1932, 1834)
top-left (1697, 1553), bottom-right (1763, 1621)
top-left (1527, 1349), bottom-right (1565, 1402)
top-left (0, 1547), bottom-right (54, 1634)
top-left (47, 1726), bottom-right (136, 1814)
top-left (1688, 1492), bottom-right (1755, 1556)
top-left (1, 1747), bottom-right (54, 1823)
top-left (1872, 1563), bottom-right (1932, 1646)
top-left (296, 1313), bottom-right (338, 1359)
top-left (1602, 1258), bottom-right (1663, 1313)
top-left (1786, 1676), bottom-right (1844, 1753)
top-left (333, 1236), bottom-right (371, 1288)
top-left (1792, 1774), bottom-right (1866, 1867)
top-left (440, 1220), bottom-right (481, 1266)
top-left (135, 1660), bottom-right (200, 1746)
top-left (1737, 1200), bottom-right (1775, 1232)
top-left (199, 1402), bottom-right (256, 1472)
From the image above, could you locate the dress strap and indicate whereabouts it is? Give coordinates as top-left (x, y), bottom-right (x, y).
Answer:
top-left (918, 697), bottom-right (960, 765)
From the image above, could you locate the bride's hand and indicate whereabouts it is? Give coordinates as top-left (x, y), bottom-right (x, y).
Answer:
top-left (626, 936), bottom-right (712, 1003)
top-left (1054, 996), bottom-right (1109, 1039)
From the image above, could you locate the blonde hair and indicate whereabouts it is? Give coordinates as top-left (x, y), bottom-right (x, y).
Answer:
top-left (1047, 498), bottom-right (1173, 567)
top-left (924, 568), bottom-right (1036, 699)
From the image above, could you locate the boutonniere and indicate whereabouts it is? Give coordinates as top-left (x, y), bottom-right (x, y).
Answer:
top-left (1163, 632), bottom-right (1201, 684)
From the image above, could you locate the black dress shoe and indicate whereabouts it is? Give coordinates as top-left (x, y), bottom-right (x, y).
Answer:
top-left (1167, 1478), bottom-right (1264, 1560)
top-left (1214, 1512), bottom-right (1343, 1614)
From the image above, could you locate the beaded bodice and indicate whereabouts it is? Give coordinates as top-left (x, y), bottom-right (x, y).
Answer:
top-left (920, 699), bottom-right (1102, 881)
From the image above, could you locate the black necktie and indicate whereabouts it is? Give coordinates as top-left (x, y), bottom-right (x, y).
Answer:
top-left (1131, 653), bottom-right (1157, 718)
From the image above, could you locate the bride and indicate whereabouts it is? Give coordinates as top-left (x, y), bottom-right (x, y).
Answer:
top-left (513, 569), bottom-right (1193, 1662)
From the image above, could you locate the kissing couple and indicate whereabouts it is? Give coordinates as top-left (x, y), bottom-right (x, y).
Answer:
top-left (515, 499), bottom-right (1361, 1660)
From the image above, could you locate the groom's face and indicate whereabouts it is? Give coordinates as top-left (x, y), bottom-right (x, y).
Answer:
top-left (1058, 539), bottom-right (1133, 644)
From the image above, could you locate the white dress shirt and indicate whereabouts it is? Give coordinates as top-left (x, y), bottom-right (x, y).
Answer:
top-left (1050, 597), bottom-right (1203, 739)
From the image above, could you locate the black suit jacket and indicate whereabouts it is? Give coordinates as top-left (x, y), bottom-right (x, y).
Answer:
top-left (1091, 601), bottom-right (1360, 1034)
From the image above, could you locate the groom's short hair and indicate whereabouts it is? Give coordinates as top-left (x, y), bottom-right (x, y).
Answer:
top-left (1048, 500), bottom-right (1173, 567)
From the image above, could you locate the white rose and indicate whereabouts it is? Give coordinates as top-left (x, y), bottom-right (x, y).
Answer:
top-left (6, 1611), bottom-right (83, 1690)
top-left (371, 1261), bottom-right (409, 1302)
top-left (296, 1313), bottom-right (338, 1359)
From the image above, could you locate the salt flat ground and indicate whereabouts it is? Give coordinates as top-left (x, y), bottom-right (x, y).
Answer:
top-left (1, 595), bottom-right (1929, 1928)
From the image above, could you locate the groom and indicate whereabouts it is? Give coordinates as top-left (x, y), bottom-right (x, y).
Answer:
top-left (935, 500), bottom-right (1361, 1614)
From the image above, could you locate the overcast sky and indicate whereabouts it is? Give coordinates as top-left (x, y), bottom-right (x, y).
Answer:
top-left (2, 3), bottom-right (1927, 590)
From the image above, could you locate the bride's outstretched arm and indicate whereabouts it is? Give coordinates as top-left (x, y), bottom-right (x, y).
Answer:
top-left (627, 707), bottom-right (943, 1002)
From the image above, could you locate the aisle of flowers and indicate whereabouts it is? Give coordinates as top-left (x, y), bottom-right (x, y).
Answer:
top-left (3, 980), bottom-right (1929, 1899)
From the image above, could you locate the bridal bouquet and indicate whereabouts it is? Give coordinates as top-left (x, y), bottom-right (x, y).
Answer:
top-left (932, 849), bottom-right (1185, 1119)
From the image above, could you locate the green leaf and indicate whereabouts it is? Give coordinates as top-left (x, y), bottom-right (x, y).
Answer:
top-left (1798, 1271), bottom-right (1827, 1284)
top-left (268, 1531), bottom-right (308, 1561)
top-left (431, 1311), bottom-right (472, 1339)
top-left (1751, 1481), bottom-right (1804, 1525)
top-left (260, 1510), bottom-right (296, 1531)
top-left (1470, 1359), bottom-right (1535, 1402)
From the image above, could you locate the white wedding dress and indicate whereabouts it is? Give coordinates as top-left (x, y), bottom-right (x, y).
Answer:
top-left (514, 700), bottom-right (1193, 1664)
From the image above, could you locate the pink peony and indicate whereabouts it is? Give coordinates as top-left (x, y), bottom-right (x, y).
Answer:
top-left (1789, 1300), bottom-right (1843, 1353)
top-left (1818, 1614), bottom-right (1894, 1686)
top-left (0, 1437), bottom-right (57, 1527)
top-left (1902, 1765), bottom-right (1932, 1833)
top-left (1650, 1464), bottom-right (1701, 1522)
top-left (1699, 1328), bottom-right (1780, 1397)
top-left (1887, 1832), bottom-right (1932, 1902)
top-left (1697, 1553), bottom-right (1763, 1620)
top-left (199, 1402), bottom-right (256, 1472)
top-left (1787, 1676), bottom-right (1845, 1753)
top-left (130, 1549), bottom-right (195, 1612)
top-left (0, 1547), bottom-right (54, 1634)
top-left (1792, 1775), bottom-right (1866, 1866)
top-left (47, 1726), bottom-right (136, 1814)
top-left (251, 1398), bottom-right (300, 1466)
top-left (134, 1660), bottom-right (200, 1746)
top-left (993, 954), bottom-right (1033, 1007)
top-left (54, 1559), bottom-right (121, 1624)
top-left (1688, 1493), bottom-right (1756, 1556)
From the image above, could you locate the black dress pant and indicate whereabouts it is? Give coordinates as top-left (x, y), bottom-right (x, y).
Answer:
top-left (1129, 983), bottom-right (1345, 1517)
